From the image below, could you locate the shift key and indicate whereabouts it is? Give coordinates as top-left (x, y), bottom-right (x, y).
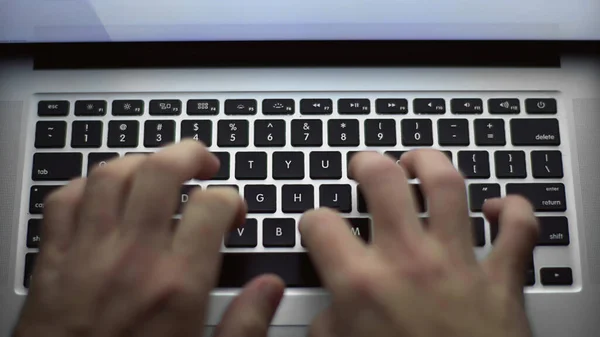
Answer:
top-left (506, 183), bottom-right (566, 211)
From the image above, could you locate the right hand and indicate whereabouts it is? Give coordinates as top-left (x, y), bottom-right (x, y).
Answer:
top-left (300, 150), bottom-right (539, 337)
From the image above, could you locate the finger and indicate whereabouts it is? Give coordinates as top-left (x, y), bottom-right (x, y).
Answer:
top-left (173, 188), bottom-right (245, 281)
top-left (75, 155), bottom-right (147, 245)
top-left (308, 307), bottom-right (337, 337)
top-left (399, 149), bottom-right (474, 261)
top-left (483, 196), bottom-right (539, 288)
top-left (213, 274), bottom-right (285, 337)
top-left (299, 208), bottom-right (367, 289)
top-left (122, 140), bottom-right (219, 247)
top-left (41, 178), bottom-right (86, 258)
top-left (32, 178), bottom-right (86, 290)
top-left (349, 152), bottom-right (424, 250)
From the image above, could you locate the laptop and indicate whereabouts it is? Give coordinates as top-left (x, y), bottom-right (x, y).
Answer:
top-left (1, 1), bottom-right (599, 336)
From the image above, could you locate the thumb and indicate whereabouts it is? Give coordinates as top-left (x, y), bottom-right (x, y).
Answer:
top-left (213, 274), bottom-right (285, 337)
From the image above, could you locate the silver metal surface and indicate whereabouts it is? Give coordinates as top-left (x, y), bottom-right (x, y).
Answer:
top-left (0, 57), bottom-right (599, 337)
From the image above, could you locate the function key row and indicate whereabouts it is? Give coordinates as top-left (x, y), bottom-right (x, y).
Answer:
top-left (38, 98), bottom-right (558, 116)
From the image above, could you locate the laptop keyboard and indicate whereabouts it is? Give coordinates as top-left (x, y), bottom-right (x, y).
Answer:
top-left (22, 93), bottom-right (576, 289)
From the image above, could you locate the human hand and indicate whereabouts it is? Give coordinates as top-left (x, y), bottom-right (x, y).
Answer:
top-left (14, 140), bottom-right (284, 337)
top-left (300, 150), bottom-right (539, 337)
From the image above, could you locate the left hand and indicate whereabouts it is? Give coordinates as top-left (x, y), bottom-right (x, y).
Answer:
top-left (14, 140), bottom-right (285, 337)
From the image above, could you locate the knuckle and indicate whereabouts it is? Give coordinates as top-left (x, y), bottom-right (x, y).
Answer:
top-left (140, 155), bottom-right (179, 177)
top-left (89, 163), bottom-right (126, 183)
top-left (44, 184), bottom-right (78, 208)
top-left (430, 168), bottom-right (465, 188)
top-left (204, 189), bottom-right (241, 210)
top-left (187, 188), bottom-right (207, 205)
top-left (344, 267), bottom-right (377, 295)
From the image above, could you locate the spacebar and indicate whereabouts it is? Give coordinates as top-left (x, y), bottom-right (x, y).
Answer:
top-left (218, 253), bottom-right (322, 287)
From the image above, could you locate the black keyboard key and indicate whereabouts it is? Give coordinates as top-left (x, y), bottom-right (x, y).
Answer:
top-left (282, 185), bottom-right (314, 213)
top-left (144, 120), bottom-right (175, 148)
top-left (225, 219), bottom-right (258, 248)
top-left (263, 99), bottom-right (295, 115)
top-left (310, 152), bottom-right (342, 179)
top-left (357, 186), bottom-right (367, 213)
top-left (328, 120), bottom-right (359, 146)
top-left (469, 184), bottom-right (501, 212)
top-left (365, 119), bottom-right (397, 146)
top-left (320, 184), bottom-right (351, 212)
top-left (112, 100), bottom-right (144, 116)
top-left (451, 99), bottom-right (483, 114)
top-left (475, 119), bottom-right (506, 146)
top-left (489, 99), bottom-right (520, 114)
top-left (181, 120), bottom-right (212, 146)
top-left (75, 100), bottom-right (107, 116)
top-left (178, 185), bottom-right (200, 214)
top-left (411, 184), bottom-right (426, 213)
top-left (35, 121), bottom-right (67, 149)
top-left (27, 219), bottom-right (42, 248)
top-left (401, 119), bottom-right (433, 146)
top-left (347, 218), bottom-right (371, 243)
top-left (458, 151), bottom-right (490, 179)
top-left (291, 120), bottom-right (323, 147)
top-left (376, 99), bottom-right (408, 114)
top-left (218, 120), bottom-right (249, 147)
top-left (384, 151), bottom-right (407, 164)
top-left (531, 151), bottom-right (563, 178)
top-left (187, 99), bottom-right (219, 115)
top-left (225, 99), bottom-right (257, 115)
top-left (87, 152), bottom-right (119, 175)
top-left (38, 100), bottom-right (69, 116)
top-left (213, 152), bottom-right (231, 180)
top-left (244, 185), bottom-right (276, 213)
top-left (217, 253), bottom-right (320, 287)
top-left (414, 99), bottom-right (446, 114)
top-left (30, 185), bottom-right (61, 214)
top-left (338, 99), bottom-right (370, 115)
top-left (526, 261), bottom-right (536, 286)
top-left (255, 120), bottom-right (286, 147)
top-left (538, 217), bottom-right (569, 246)
top-left (71, 121), bottom-right (103, 148)
top-left (300, 99), bottom-right (333, 115)
top-left (273, 152), bottom-right (305, 180)
top-left (358, 184), bottom-right (424, 213)
top-left (125, 152), bottom-right (151, 156)
top-left (263, 218), bottom-right (296, 247)
top-left (236, 152), bottom-right (267, 180)
top-left (24, 253), bottom-right (38, 288)
top-left (149, 100), bottom-right (181, 115)
top-left (472, 217), bottom-right (485, 247)
top-left (32, 153), bottom-right (82, 181)
top-left (438, 119), bottom-right (469, 146)
top-left (495, 151), bottom-right (527, 178)
top-left (526, 98), bottom-right (557, 114)
top-left (208, 184), bottom-right (239, 191)
top-left (506, 183), bottom-right (566, 211)
top-left (541, 268), bottom-right (573, 286)
top-left (511, 119), bottom-right (560, 146)
top-left (108, 121), bottom-right (139, 148)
